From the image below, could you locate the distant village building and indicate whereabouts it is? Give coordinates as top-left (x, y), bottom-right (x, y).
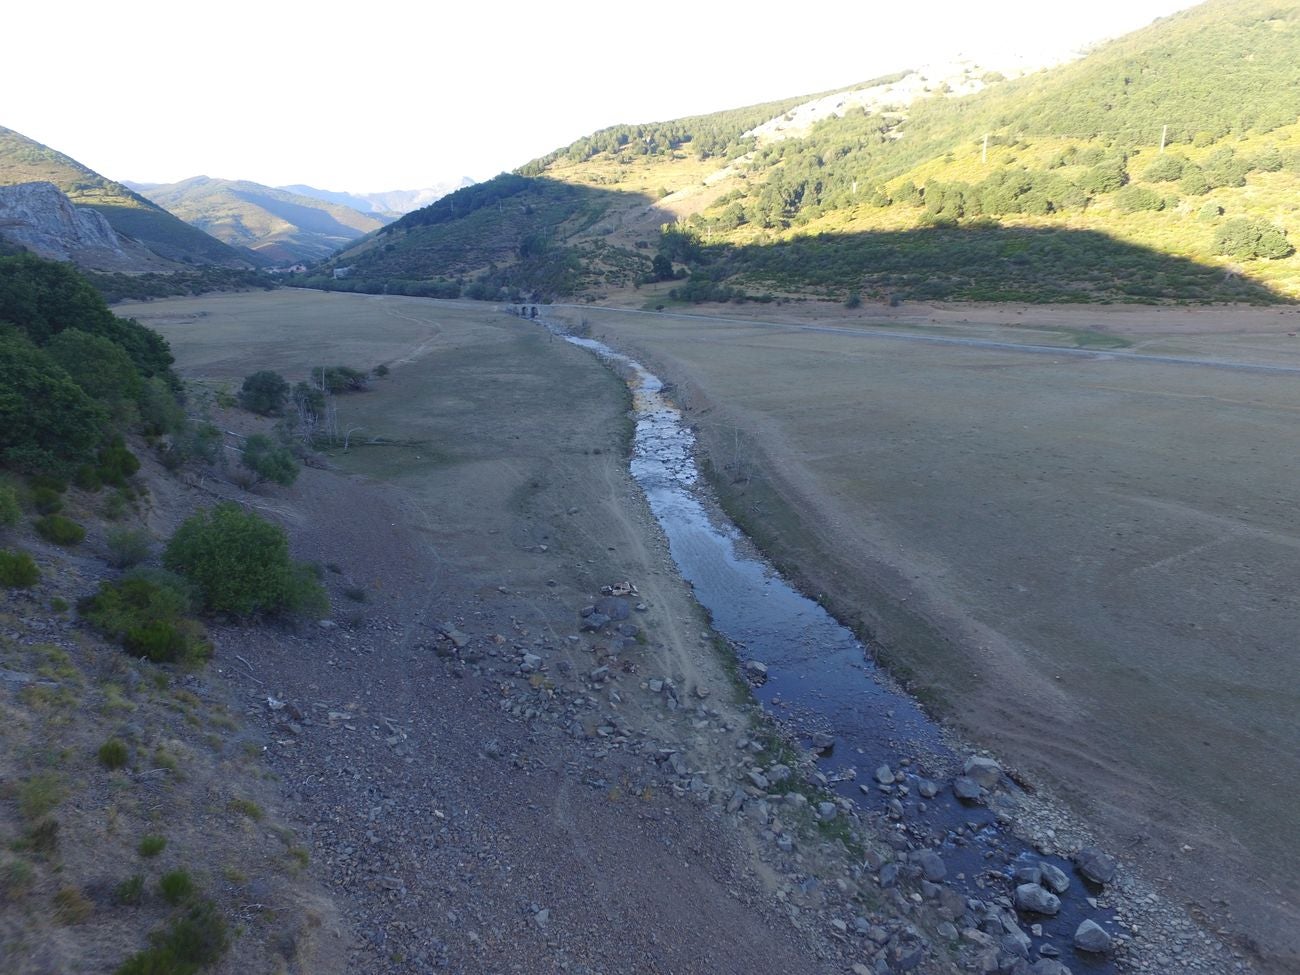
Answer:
top-left (333, 266), bottom-right (353, 280)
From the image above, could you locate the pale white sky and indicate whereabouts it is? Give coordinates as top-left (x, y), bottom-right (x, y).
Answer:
top-left (5, 0), bottom-right (1199, 193)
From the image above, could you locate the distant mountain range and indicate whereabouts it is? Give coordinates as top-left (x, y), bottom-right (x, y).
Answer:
top-left (0, 125), bottom-right (254, 270)
top-left (126, 177), bottom-right (388, 264)
top-left (325, 0), bottom-right (1300, 306)
top-left (278, 179), bottom-right (476, 218)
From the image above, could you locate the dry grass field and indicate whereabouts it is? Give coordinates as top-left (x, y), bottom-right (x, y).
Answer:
top-left (121, 289), bottom-right (1299, 970)
top-left (552, 298), bottom-right (1300, 969)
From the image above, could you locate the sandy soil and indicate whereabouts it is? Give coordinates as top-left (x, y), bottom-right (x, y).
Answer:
top-left (547, 299), bottom-right (1300, 974)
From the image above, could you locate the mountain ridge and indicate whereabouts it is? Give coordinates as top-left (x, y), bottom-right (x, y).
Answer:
top-left (322, 0), bottom-right (1300, 305)
top-left (0, 125), bottom-right (255, 269)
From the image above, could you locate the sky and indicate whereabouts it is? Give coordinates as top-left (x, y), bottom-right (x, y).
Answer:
top-left (5, 0), bottom-right (1201, 193)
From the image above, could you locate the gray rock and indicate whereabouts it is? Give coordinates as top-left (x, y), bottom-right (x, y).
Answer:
top-left (1014, 884), bottom-right (1061, 916)
top-left (1038, 861), bottom-right (1070, 895)
top-left (917, 850), bottom-right (946, 882)
top-left (580, 613), bottom-right (611, 632)
top-left (916, 778), bottom-right (939, 798)
top-left (1073, 919), bottom-right (1112, 954)
top-left (726, 789), bottom-right (745, 814)
top-left (879, 863), bottom-right (900, 888)
top-left (743, 660), bottom-right (769, 682)
top-left (766, 763), bottom-right (792, 784)
top-left (875, 764), bottom-right (894, 785)
top-left (593, 596), bottom-right (630, 621)
top-left (937, 921), bottom-right (958, 941)
top-left (1014, 865), bottom-right (1042, 886)
top-left (588, 665), bottom-right (609, 682)
top-left (963, 755), bottom-right (1003, 788)
top-left (1074, 846), bottom-right (1117, 885)
top-left (1028, 960), bottom-right (1072, 975)
top-left (817, 801), bottom-right (838, 821)
top-left (953, 776), bottom-right (983, 801)
top-left (747, 770), bottom-right (770, 790)
top-left (520, 653), bottom-right (542, 673)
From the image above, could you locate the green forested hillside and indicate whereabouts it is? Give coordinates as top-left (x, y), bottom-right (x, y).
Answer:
top-left (0, 127), bottom-right (255, 268)
top-left (328, 0), bottom-right (1300, 305)
top-left (133, 176), bottom-right (386, 264)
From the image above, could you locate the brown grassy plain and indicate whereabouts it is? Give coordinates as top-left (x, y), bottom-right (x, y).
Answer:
top-left (551, 298), bottom-right (1300, 973)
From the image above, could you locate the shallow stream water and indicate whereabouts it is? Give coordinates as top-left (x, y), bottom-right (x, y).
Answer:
top-left (554, 323), bottom-right (1118, 973)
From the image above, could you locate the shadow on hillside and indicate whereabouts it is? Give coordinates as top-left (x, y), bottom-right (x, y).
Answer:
top-left (700, 222), bottom-right (1288, 305)
top-left (326, 175), bottom-right (1291, 305)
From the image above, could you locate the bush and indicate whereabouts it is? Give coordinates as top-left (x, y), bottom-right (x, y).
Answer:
top-left (106, 528), bottom-right (153, 568)
top-left (79, 570), bottom-right (211, 665)
top-left (240, 434), bottom-right (299, 486)
top-left (1215, 218), bottom-right (1294, 260)
top-left (45, 329), bottom-right (144, 413)
top-left (96, 441), bottom-right (141, 487)
top-left (0, 482), bottom-right (19, 527)
top-left (35, 515), bottom-right (86, 546)
top-left (113, 874), bottom-right (145, 906)
top-left (0, 329), bottom-right (107, 476)
top-left (163, 503), bottom-right (326, 618)
top-left (98, 738), bottom-right (130, 770)
top-left (1142, 154), bottom-right (1185, 182)
top-left (159, 870), bottom-right (195, 906)
top-left (115, 899), bottom-right (229, 975)
top-left (0, 550), bottom-right (39, 587)
top-left (310, 365), bottom-right (368, 394)
top-left (31, 486), bottom-right (63, 514)
top-left (138, 835), bottom-right (166, 858)
top-left (1115, 186), bottom-right (1166, 213)
top-left (238, 371), bottom-right (289, 415)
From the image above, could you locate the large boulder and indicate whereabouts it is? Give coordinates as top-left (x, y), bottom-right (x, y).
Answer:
top-left (1014, 883), bottom-right (1061, 916)
top-left (1074, 846), bottom-right (1118, 885)
top-left (1074, 919), bottom-right (1112, 954)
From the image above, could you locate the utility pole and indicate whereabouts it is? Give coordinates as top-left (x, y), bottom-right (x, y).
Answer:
top-left (982, 133), bottom-right (989, 164)
top-left (1160, 124), bottom-right (1168, 153)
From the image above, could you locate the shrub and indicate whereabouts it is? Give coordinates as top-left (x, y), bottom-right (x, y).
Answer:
top-left (114, 874), bottom-right (145, 906)
top-left (310, 365), bottom-right (368, 394)
top-left (115, 899), bottom-right (229, 975)
top-left (79, 570), bottom-right (211, 665)
top-left (1215, 218), bottom-right (1294, 260)
top-left (98, 738), bottom-right (130, 770)
top-left (238, 370), bottom-right (289, 415)
top-left (0, 481), bottom-right (19, 527)
top-left (35, 515), bottom-right (85, 546)
top-left (240, 434), bottom-right (299, 486)
top-left (31, 486), bottom-right (63, 515)
top-left (53, 885), bottom-right (93, 924)
top-left (2, 858), bottom-right (35, 902)
top-left (1115, 186), bottom-right (1166, 213)
top-left (1142, 154), bottom-right (1185, 182)
top-left (17, 774), bottom-right (63, 821)
top-left (106, 527), bottom-right (153, 568)
top-left (163, 503), bottom-right (326, 618)
top-left (45, 329), bottom-right (144, 412)
top-left (0, 550), bottom-right (39, 587)
top-left (0, 329), bottom-right (107, 476)
top-left (96, 441), bottom-right (141, 487)
top-left (138, 834), bottom-right (166, 858)
top-left (159, 869), bottom-right (195, 905)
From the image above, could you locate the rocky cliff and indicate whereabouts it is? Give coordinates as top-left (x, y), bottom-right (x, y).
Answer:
top-left (0, 181), bottom-right (173, 272)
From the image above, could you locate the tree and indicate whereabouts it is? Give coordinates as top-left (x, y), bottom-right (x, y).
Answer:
top-left (0, 329), bottom-right (107, 476)
top-left (238, 371), bottom-right (289, 415)
top-left (163, 503), bottom-right (325, 617)
top-left (45, 329), bottom-right (143, 415)
top-left (240, 434), bottom-right (299, 486)
top-left (1214, 218), bottom-right (1293, 260)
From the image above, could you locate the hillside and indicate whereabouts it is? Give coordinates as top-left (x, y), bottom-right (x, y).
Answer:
top-left (326, 0), bottom-right (1300, 305)
top-left (131, 177), bottom-right (387, 264)
top-left (0, 126), bottom-right (255, 269)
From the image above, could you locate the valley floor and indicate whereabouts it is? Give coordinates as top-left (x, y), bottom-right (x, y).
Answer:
top-left (113, 289), bottom-right (1294, 975)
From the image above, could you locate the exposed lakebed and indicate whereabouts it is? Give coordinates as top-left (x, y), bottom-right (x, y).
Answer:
top-left (552, 320), bottom-right (1122, 973)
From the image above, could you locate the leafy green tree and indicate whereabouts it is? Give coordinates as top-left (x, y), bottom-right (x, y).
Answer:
top-left (240, 434), bottom-right (299, 486)
top-left (1143, 155), bottom-right (1186, 182)
top-left (238, 371), bottom-right (289, 415)
top-left (1115, 186), bottom-right (1166, 213)
top-left (1214, 218), bottom-right (1293, 260)
top-left (45, 329), bottom-right (143, 415)
top-left (0, 329), bottom-right (107, 476)
top-left (163, 503), bottom-right (325, 617)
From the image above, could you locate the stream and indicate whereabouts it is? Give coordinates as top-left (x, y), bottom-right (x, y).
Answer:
top-left (549, 321), bottom-right (1118, 973)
